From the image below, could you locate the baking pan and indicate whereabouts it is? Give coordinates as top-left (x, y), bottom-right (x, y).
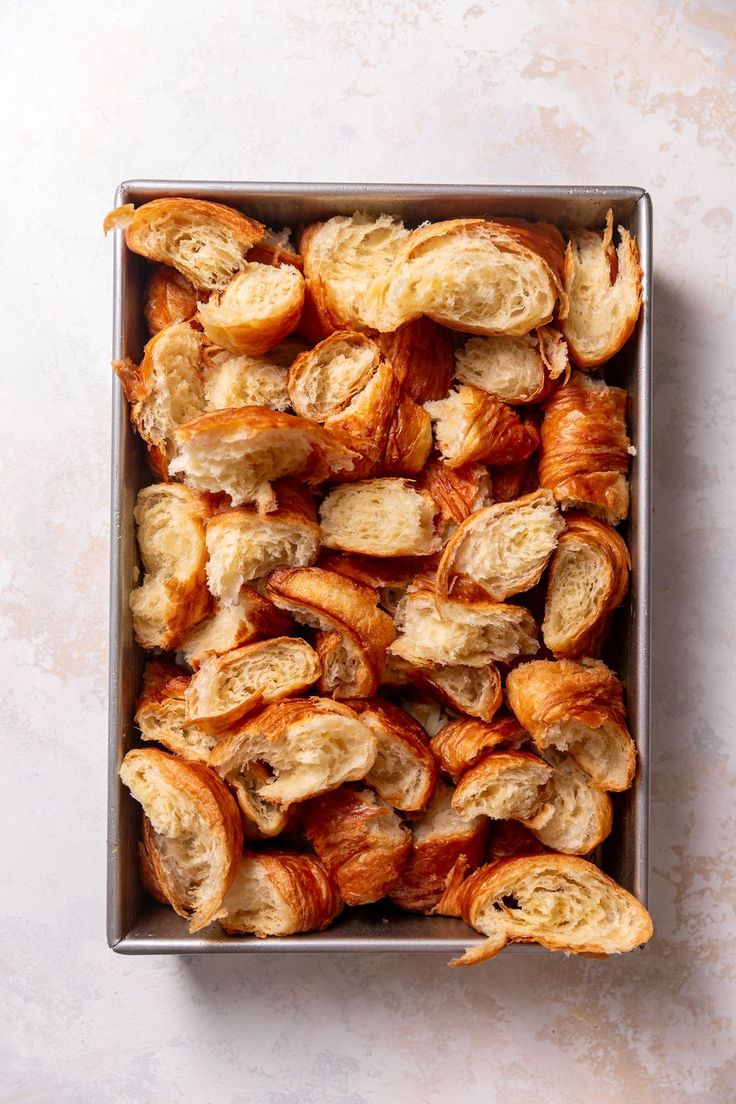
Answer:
top-left (108, 182), bottom-right (652, 954)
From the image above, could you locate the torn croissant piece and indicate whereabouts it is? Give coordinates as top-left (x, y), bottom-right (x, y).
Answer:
top-left (430, 714), bottom-right (527, 783)
top-left (539, 372), bottom-right (630, 525)
top-left (436, 488), bottom-right (564, 601)
top-left (416, 458), bottom-right (493, 540)
top-left (529, 747), bottom-right (613, 855)
top-left (209, 697), bottom-right (377, 807)
top-left (202, 346), bottom-right (295, 412)
top-left (144, 264), bottom-right (199, 336)
top-left (178, 587), bottom-right (294, 669)
top-left (205, 481), bottom-right (321, 605)
top-left (366, 218), bottom-right (567, 335)
top-left (169, 407), bottom-right (358, 511)
top-left (299, 212), bottom-right (410, 332)
top-left (266, 567), bottom-right (396, 698)
top-left (488, 456), bottom-right (539, 503)
top-left (450, 750), bottom-right (554, 828)
top-left (120, 747), bottom-right (243, 933)
top-left (542, 513), bottom-right (631, 659)
top-left (390, 581), bottom-right (539, 668)
top-left (107, 197), bottom-right (265, 291)
top-left (304, 786), bottom-right (411, 905)
top-left (388, 781), bottom-right (487, 913)
top-left (220, 851), bottom-right (343, 936)
top-left (505, 659), bottom-right (636, 792)
top-left (374, 317), bottom-right (453, 403)
top-left (445, 854), bottom-right (653, 964)
top-left (318, 551), bottom-right (435, 616)
top-left (113, 320), bottom-right (206, 479)
top-left (225, 760), bottom-right (293, 840)
top-left (129, 483), bottom-right (211, 650)
top-left (453, 325), bottom-right (569, 404)
top-left (319, 478), bottom-right (440, 558)
top-left (405, 662), bottom-right (504, 723)
top-left (349, 698), bottom-right (438, 811)
top-left (196, 262), bottom-right (305, 356)
top-left (561, 210), bottom-right (643, 368)
top-left (425, 385), bottom-right (539, 469)
top-left (135, 661), bottom-right (216, 763)
top-left (287, 331), bottom-right (431, 476)
top-left (184, 636), bottom-right (321, 734)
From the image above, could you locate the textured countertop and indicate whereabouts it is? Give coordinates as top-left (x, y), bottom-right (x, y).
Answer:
top-left (2, 1), bottom-right (735, 1101)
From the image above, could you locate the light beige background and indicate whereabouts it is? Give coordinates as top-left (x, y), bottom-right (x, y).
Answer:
top-left (1, 1), bottom-right (735, 1101)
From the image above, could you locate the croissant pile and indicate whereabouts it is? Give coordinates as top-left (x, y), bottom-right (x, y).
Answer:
top-left (106, 198), bottom-right (652, 964)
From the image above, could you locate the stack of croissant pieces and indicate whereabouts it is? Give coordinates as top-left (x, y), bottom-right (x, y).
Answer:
top-left (107, 197), bottom-right (652, 965)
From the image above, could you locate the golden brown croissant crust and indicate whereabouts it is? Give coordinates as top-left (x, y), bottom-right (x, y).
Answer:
top-left (350, 697), bottom-right (438, 811)
top-left (374, 317), bottom-right (453, 403)
top-left (304, 786), bottom-right (410, 905)
top-left (120, 747), bottom-right (243, 932)
top-left (266, 567), bottom-right (395, 698)
top-left (144, 264), bottom-right (200, 335)
top-left (539, 372), bottom-right (630, 524)
top-left (445, 853), bottom-right (653, 964)
top-left (220, 851), bottom-right (343, 937)
top-left (543, 512), bottom-right (631, 658)
top-left (430, 714), bottom-right (527, 782)
top-left (426, 385), bottom-right (540, 469)
top-left (416, 457), bottom-right (492, 539)
top-left (505, 658), bottom-right (636, 792)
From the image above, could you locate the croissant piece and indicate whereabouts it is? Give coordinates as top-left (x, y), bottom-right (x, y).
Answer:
top-left (144, 264), bottom-right (199, 336)
top-left (288, 331), bottom-right (431, 476)
top-left (529, 747), bottom-right (613, 855)
top-left (203, 347), bottom-right (294, 413)
top-left (430, 713), bottom-right (527, 782)
top-left (350, 698), bottom-right (438, 811)
top-left (505, 659), bottom-right (636, 791)
top-left (209, 697), bottom-right (377, 807)
top-left (451, 750), bottom-right (554, 828)
top-left (416, 458), bottom-right (493, 540)
top-left (375, 317), bottom-right (453, 403)
top-left (561, 210), bottom-right (643, 368)
top-left (129, 483), bottom-right (210, 650)
top-left (266, 567), bottom-right (395, 698)
top-left (246, 225), bottom-right (303, 271)
top-left (304, 786), bottom-right (410, 905)
top-left (390, 583), bottom-right (538, 668)
top-left (184, 636), bottom-right (321, 734)
top-left (543, 513), bottom-right (630, 658)
top-left (445, 853), bottom-right (653, 964)
top-left (488, 456), bottom-right (539, 503)
top-left (169, 406), bottom-right (358, 511)
top-left (406, 662), bottom-right (504, 723)
top-left (205, 481), bottom-right (320, 604)
top-left (319, 478), bottom-right (440, 558)
top-left (120, 747), bottom-right (243, 932)
top-left (367, 218), bottom-right (566, 336)
top-left (113, 320), bottom-right (206, 479)
top-left (318, 551), bottom-right (436, 617)
top-left (220, 851), bottom-right (342, 936)
top-left (436, 488), bottom-right (564, 602)
top-left (107, 197), bottom-right (265, 291)
top-left (425, 385), bottom-right (539, 469)
top-left (299, 212), bottom-right (409, 332)
top-left (179, 586), bottom-right (293, 668)
top-left (389, 781), bottom-right (487, 913)
top-left (225, 760), bottom-right (293, 840)
top-left (197, 262), bottom-right (304, 356)
top-left (454, 325), bottom-right (569, 404)
top-left (539, 372), bottom-right (630, 524)
top-left (135, 661), bottom-right (216, 762)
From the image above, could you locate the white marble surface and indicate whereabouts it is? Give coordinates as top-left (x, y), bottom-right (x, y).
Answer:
top-left (2, 1), bottom-right (735, 1100)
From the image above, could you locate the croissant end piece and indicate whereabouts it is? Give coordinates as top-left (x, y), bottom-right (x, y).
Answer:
top-left (220, 851), bottom-right (342, 936)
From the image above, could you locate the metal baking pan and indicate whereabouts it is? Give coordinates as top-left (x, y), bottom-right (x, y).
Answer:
top-left (108, 182), bottom-right (652, 955)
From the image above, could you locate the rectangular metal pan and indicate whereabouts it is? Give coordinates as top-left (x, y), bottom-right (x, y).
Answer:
top-left (108, 182), bottom-right (651, 954)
